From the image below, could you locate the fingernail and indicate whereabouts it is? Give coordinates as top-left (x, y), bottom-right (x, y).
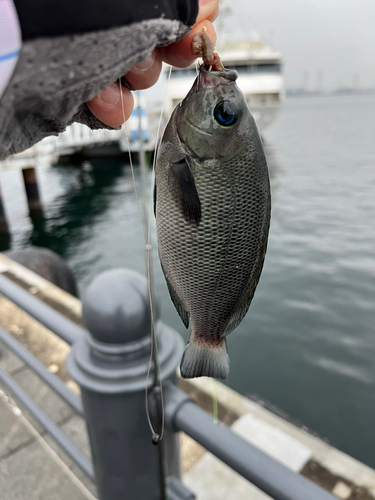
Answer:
top-left (98, 83), bottom-right (120, 105)
top-left (134, 52), bottom-right (155, 71)
top-left (199, 0), bottom-right (216, 4)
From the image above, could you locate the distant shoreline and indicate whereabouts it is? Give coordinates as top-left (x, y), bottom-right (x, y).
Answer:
top-left (286, 89), bottom-right (375, 98)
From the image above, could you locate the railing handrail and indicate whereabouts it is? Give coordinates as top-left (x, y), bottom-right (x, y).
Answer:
top-left (0, 273), bottom-right (85, 345)
top-left (0, 365), bottom-right (94, 480)
top-left (0, 271), bottom-right (337, 500)
top-left (164, 384), bottom-right (336, 500)
top-left (0, 325), bottom-right (83, 415)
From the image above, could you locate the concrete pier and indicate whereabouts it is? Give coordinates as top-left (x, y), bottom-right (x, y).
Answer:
top-left (0, 254), bottom-right (375, 499)
top-left (22, 168), bottom-right (42, 214)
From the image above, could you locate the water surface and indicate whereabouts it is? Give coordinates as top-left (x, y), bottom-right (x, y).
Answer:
top-left (1, 93), bottom-right (375, 467)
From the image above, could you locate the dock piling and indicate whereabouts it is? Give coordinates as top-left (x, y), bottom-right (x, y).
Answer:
top-left (0, 182), bottom-right (9, 234)
top-left (22, 167), bottom-right (42, 214)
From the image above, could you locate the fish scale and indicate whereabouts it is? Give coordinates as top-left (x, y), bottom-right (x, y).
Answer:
top-left (155, 65), bottom-right (271, 379)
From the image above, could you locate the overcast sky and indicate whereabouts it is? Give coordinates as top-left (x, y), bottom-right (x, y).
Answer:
top-left (222, 0), bottom-right (375, 91)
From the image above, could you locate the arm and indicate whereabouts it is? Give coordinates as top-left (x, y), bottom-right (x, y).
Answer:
top-left (0, 0), bottom-right (218, 159)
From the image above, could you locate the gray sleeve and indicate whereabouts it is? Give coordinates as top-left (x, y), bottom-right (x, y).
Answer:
top-left (0, 19), bottom-right (189, 160)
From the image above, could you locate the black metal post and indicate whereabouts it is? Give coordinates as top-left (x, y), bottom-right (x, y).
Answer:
top-left (67, 269), bottom-right (187, 500)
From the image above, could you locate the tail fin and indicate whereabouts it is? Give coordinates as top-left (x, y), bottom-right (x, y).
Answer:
top-left (180, 336), bottom-right (229, 379)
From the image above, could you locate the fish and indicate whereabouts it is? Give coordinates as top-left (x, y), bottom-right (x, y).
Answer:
top-left (154, 64), bottom-right (271, 379)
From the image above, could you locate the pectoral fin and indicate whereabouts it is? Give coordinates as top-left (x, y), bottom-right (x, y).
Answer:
top-left (169, 158), bottom-right (201, 226)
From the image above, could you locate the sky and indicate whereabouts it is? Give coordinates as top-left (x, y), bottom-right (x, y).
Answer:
top-left (221, 0), bottom-right (375, 91)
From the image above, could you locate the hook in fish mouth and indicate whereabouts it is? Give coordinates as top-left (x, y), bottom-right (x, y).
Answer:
top-left (198, 66), bottom-right (238, 88)
top-left (201, 64), bottom-right (238, 78)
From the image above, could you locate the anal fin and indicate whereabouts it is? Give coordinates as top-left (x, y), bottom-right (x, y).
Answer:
top-left (161, 262), bottom-right (189, 328)
top-left (223, 248), bottom-right (268, 337)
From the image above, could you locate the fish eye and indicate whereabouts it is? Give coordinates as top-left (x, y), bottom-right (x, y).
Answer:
top-left (213, 101), bottom-right (237, 127)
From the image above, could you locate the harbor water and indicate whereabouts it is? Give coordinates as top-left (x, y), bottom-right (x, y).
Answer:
top-left (1, 93), bottom-right (375, 468)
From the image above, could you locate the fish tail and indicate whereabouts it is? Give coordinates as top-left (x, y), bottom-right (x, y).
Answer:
top-left (180, 335), bottom-right (229, 379)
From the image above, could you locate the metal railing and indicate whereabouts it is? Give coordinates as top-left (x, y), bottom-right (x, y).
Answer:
top-left (0, 268), bottom-right (336, 500)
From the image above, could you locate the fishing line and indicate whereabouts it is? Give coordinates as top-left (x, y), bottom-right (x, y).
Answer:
top-left (144, 65), bottom-right (172, 443)
top-left (118, 67), bottom-right (171, 446)
top-left (147, 64), bottom-right (173, 245)
top-left (119, 78), bottom-right (168, 499)
top-left (121, 65), bottom-right (173, 499)
top-left (118, 79), bottom-right (160, 437)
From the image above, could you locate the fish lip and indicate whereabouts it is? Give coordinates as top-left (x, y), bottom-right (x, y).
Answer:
top-left (198, 65), bottom-right (238, 87)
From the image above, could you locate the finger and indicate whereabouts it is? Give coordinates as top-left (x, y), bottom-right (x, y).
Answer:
top-left (86, 82), bottom-right (134, 128)
top-left (196, 0), bottom-right (219, 24)
top-left (159, 20), bottom-right (216, 68)
top-left (124, 49), bottom-right (163, 90)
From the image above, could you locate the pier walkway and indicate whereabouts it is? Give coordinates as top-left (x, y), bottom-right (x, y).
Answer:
top-left (0, 254), bottom-right (375, 500)
top-left (0, 345), bottom-right (96, 500)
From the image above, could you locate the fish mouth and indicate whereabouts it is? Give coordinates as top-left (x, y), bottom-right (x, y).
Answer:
top-left (186, 120), bottom-right (212, 136)
top-left (198, 66), bottom-right (238, 88)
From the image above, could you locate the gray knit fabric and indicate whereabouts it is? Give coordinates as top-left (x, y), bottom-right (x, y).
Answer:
top-left (0, 19), bottom-right (189, 159)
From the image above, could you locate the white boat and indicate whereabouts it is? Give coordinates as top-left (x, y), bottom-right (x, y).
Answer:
top-left (164, 37), bottom-right (284, 134)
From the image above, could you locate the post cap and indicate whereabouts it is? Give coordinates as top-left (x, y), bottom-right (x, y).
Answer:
top-left (82, 268), bottom-right (153, 344)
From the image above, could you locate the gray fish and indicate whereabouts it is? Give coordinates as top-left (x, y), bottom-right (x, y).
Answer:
top-left (154, 65), bottom-right (271, 379)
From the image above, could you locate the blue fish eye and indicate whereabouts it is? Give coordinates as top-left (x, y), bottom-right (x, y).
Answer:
top-left (214, 101), bottom-right (237, 127)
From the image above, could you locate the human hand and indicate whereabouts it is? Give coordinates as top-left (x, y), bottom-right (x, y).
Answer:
top-left (86, 0), bottom-right (219, 128)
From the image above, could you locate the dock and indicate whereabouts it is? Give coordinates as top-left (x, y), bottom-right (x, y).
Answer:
top-left (0, 254), bottom-right (374, 500)
top-left (0, 94), bottom-right (164, 234)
